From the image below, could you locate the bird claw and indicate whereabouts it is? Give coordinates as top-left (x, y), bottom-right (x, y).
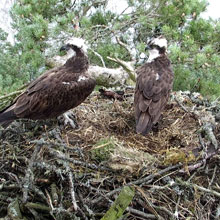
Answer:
top-left (60, 111), bottom-right (78, 129)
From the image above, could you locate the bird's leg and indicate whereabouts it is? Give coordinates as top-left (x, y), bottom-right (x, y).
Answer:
top-left (59, 110), bottom-right (78, 129)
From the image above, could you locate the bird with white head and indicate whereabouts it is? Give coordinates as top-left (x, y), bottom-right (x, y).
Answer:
top-left (64, 37), bottom-right (88, 54)
top-left (0, 37), bottom-right (95, 128)
top-left (151, 37), bottom-right (167, 48)
top-left (134, 36), bottom-right (174, 135)
top-left (146, 36), bottom-right (168, 63)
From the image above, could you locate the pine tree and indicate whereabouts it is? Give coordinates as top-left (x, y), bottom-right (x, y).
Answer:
top-left (0, 0), bottom-right (219, 98)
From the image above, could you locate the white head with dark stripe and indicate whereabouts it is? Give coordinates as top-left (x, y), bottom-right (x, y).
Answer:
top-left (60, 37), bottom-right (88, 58)
top-left (146, 36), bottom-right (167, 63)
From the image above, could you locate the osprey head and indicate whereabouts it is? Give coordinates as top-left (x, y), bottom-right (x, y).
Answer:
top-left (145, 36), bottom-right (167, 62)
top-left (60, 37), bottom-right (88, 54)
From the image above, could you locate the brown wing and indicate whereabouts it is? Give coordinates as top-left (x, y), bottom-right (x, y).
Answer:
top-left (0, 46), bottom-right (93, 128)
top-left (12, 66), bottom-right (95, 120)
top-left (0, 68), bottom-right (60, 127)
top-left (27, 66), bottom-right (62, 94)
top-left (134, 62), bottom-right (173, 135)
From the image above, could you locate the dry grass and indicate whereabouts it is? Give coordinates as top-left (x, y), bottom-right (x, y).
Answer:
top-left (0, 88), bottom-right (220, 219)
top-left (67, 89), bottom-right (202, 168)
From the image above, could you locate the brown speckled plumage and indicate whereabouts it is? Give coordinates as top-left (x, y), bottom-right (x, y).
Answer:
top-left (0, 45), bottom-right (96, 127)
top-left (134, 54), bottom-right (173, 135)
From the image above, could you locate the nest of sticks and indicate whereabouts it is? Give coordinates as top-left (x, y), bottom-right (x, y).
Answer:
top-left (0, 88), bottom-right (220, 219)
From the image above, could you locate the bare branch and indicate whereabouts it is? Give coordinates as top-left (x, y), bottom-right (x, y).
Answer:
top-left (89, 48), bottom-right (106, 68)
top-left (107, 56), bottom-right (136, 82)
top-left (177, 178), bottom-right (220, 198)
top-left (115, 36), bottom-right (135, 61)
top-left (68, 171), bottom-right (78, 211)
top-left (22, 144), bottom-right (42, 203)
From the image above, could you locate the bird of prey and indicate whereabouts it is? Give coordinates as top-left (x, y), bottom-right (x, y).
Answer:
top-left (134, 36), bottom-right (174, 135)
top-left (0, 38), bottom-right (96, 128)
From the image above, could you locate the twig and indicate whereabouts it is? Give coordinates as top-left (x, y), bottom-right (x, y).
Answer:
top-left (179, 126), bottom-right (219, 173)
top-left (24, 202), bottom-right (50, 212)
top-left (127, 207), bottom-right (157, 219)
top-left (48, 148), bottom-right (113, 172)
top-left (2, 172), bottom-right (21, 185)
top-left (77, 189), bottom-right (91, 219)
top-left (115, 36), bottom-right (135, 61)
top-left (0, 89), bottom-right (24, 101)
top-left (89, 48), bottom-right (106, 68)
top-left (174, 95), bottom-right (199, 121)
top-left (91, 164), bottom-right (181, 204)
top-left (31, 139), bottom-right (84, 155)
top-left (27, 208), bottom-right (41, 220)
top-left (22, 144), bottom-right (42, 203)
top-left (132, 164), bottom-right (182, 186)
top-left (151, 204), bottom-right (175, 219)
top-left (51, 207), bottom-right (76, 218)
top-left (178, 149), bottom-right (215, 173)
top-left (174, 96), bottom-right (189, 113)
top-left (209, 165), bottom-right (217, 188)
top-left (136, 186), bottom-right (161, 219)
top-left (79, 182), bottom-right (108, 194)
top-left (50, 183), bottom-right (59, 207)
top-left (175, 196), bottom-right (181, 219)
top-left (177, 178), bottom-right (220, 198)
top-left (30, 185), bottom-right (48, 202)
top-left (0, 184), bottom-right (20, 191)
top-left (68, 170), bottom-right (78, 211)
top-left (199, 133), bottom-right (206, 150)
top-left (31, 139), bottom-right (113, 171)
top-left (45, 189), bottom-right (54, 210)
top-left (33, 161), bottom-right (65, 179)
top-left (202, 122), bottom-right (218, 149)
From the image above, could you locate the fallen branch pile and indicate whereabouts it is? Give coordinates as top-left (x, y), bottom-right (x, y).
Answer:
top-left (0, 89), bottom-right (220, 219)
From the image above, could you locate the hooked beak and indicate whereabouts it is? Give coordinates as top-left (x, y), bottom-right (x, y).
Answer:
top-left (145, 45), bottom-right (151, 51)
top-left (60, 45), bottom-right (69, 52)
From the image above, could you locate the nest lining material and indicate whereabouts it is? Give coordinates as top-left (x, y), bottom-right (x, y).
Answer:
top-left (0, 89), bottom-right (220, 219)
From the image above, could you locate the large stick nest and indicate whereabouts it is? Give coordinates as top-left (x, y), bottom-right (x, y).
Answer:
top-left (0, 88), bottom-right (220, 219)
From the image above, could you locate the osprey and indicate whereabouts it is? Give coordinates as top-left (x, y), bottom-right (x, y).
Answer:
top-left (0, 38), bottom-right (96, 128)
top-left (134, 36), bottom-right (174, 135)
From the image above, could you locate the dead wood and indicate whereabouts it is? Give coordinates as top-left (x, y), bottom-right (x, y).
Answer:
top-left (0, 89), bottom-right (220, 219)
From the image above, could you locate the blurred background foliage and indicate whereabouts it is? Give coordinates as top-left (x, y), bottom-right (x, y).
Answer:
top-left (0, 0), bottom-right (219, 99)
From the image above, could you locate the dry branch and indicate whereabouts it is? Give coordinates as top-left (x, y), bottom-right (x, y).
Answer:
top-left (101, 186), bottom-right (135, 220)
top-left (0, 89), bottom-right (220, 219)
top-left (127, 207), bottom-right (157, 219)
top-left (107, 56), bottom-right (136, 83)
top-left (201, 122), bottom-right (218, 149)
top-left (22, 144), bottom-right (42, 203)
top-left (68, 168), bottom-right (78, 211)
top-left (0, 89), bottom-right (24, 111)
top-left (176, 178), bottom-right (220, 198)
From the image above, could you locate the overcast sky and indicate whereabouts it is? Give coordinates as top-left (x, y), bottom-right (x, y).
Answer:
top-left (107, 0), bottom-right (220, 20)
top-left (0, 0), bottom-right (219, 44)
top-left (201, 0), bottom-right (220, 19)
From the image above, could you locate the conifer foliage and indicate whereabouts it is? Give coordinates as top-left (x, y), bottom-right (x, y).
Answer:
top-left (0, 0), bottom-right (219, 98)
